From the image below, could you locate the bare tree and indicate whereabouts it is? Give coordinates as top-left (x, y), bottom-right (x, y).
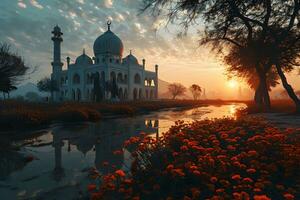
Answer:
top-left (0, 43), bottom-right (29, 99)
top-left (189, 84), bottom-right (202, 100)
top-left (168, 83), bottom-right (186, 99)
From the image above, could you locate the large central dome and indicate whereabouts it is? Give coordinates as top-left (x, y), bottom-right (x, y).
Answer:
top-left (93, 22), bottom-right (124, 57)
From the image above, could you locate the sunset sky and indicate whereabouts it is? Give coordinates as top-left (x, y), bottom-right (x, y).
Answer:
top-left (1, 0), bottom-right (299, 99)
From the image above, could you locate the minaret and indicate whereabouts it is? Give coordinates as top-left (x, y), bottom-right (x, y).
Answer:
top-left (51, 25), bottom-right (63, 101)
top-left (155, 64), bottom-right (159, 99)
top-left (142, 59), bottom-right (145, 69)
top-left (51, 25), bottom-right (63, 74)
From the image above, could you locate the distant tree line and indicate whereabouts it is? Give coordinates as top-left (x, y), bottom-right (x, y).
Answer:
top-left (168, 83), bottom-right (203, 100)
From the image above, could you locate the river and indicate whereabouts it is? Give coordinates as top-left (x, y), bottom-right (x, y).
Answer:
top-left (0, 103), bottom-right (245, 199)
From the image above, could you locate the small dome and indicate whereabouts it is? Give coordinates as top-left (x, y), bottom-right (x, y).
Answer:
top-left (54, 25), bottom-right (61, 32)
top-left (93, 22), bottom-right (124, 57)
top-left (123, 51), bottom-right (139, 65)
top-left (75, 50), bottom-right (93, 65)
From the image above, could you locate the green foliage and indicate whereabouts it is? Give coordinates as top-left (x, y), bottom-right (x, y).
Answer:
top-left (37, 77), bottom-right (58, 94)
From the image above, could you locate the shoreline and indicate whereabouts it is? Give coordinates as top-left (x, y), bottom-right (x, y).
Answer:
top-left (0, 99), bottom-right (239, 133)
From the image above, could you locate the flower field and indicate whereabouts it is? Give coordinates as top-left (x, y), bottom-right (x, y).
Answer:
top-left (88, 118), bottom-right (300, 200)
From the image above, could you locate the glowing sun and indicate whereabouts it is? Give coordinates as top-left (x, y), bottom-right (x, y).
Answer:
top-left (227, 80), bottom-right (238, 88)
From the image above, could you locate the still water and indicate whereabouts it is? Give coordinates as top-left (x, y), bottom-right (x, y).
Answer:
top-left (0, 103), bottom-right (245, 200)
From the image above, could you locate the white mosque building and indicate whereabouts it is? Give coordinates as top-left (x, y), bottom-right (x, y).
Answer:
top-left (51, 22), bottom-right (158, 102)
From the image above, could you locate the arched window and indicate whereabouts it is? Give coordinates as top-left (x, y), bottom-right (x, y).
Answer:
top-left (76, 88), bottom-right (81, 101)
top-left (145, 90), bottom-right (149, 99)
top-left (124, 89), bottom-right (128, 100)
top-left (117, 73), bottom-right (123, 83)
top-left (133, 88), bottom-right (138, 100)
top-left (110, 71), bottom-right (116, 82)
top-left (139, 89), bottom-right (142, 99)
top-left (134, 73), bottom-right (141, 84)
top-left (101, 71), bottom-right (105, 82)
top-left (73, 73), bottom-right (80, 84)
top-left (118, 88), bottom-right (123, 100)
top-left (124, 74), bottom-right (128, 84)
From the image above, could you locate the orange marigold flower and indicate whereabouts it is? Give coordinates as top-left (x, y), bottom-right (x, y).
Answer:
top-left (91, 192), bottom-right (102, 200)
top-left (166, 164), bottom-right (174, 171)
top-left (113, 150), bottom-right (123, 155)
top-left (115, 169), bottom-right (126, 177)
top-left (172, 152), bottom-right (179, 157)
top-left (87, 184), bottom-right (97, 192)
top-left (210, 176), bottom-right (218, 183)
top-left (232, 174), bottom-right (241, 180)
top-left (191, 188), bottom-right (201, 198)
top-left (172, 168), bottom-right (185, 177)
top-left (283, 193), bottom-right (295, 200)
top-left (246, 168), bottom-right (256, 174)
top-left (243, 177), bottom-right (253, 183)
top-left (180, 145), bottom-right (189, 151)
top-left (192, 170), bottom-right (201, 176)
top-left (253, 195), bottom-right (271, 200)
top-left (248, 150), bottom-right (258, 156)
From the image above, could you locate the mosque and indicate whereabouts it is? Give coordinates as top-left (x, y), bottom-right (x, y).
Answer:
top-left (51, 21), bottom-right (158, 102)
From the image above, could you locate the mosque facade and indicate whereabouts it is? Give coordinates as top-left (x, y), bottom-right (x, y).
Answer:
top-left (51, 22), bottom-right (158, 102)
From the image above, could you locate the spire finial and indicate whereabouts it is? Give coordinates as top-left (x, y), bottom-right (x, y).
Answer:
top-left (130, 50), bottom-right (132, 55)
top-left (83, 48), bottom-right (85, 55)
top-left (107, 20), bottom-right (111, 31)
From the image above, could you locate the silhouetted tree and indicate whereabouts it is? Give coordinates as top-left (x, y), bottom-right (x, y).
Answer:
top-left (0, 43), bottom-right (28, 98)
top-left (189, 84), bottom-right (202, 100)
top-left (142, 0), bottom-right (300, 111)
top-left (168, 83), bottom-right (186, 99)
top-left (37, 77), bottom-right (58, 101)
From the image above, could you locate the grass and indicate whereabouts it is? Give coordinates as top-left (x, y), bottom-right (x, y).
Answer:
top-left (88, 118), bottom-right (300, 200)
top-left (0, 99), bottom-right (232, 131)
top-left (244, 99), bottom-right (297, 114)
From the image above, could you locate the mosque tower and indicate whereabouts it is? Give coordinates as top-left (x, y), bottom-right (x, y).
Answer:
top-left (51, 25), bottom-right (63, 101)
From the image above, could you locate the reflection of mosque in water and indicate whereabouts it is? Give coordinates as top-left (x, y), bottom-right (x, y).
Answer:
top-left (52, 117), bottom-right (159, 179)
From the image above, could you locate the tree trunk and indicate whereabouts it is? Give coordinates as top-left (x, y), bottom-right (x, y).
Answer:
top-left (255, 73), bottom-right (271, 111)
top-left (275, 64), bottom-right (300, 113)
top-left (254, 82), bottom-right (263, 108)
top-left (260, 73), bottom-right (271, 111)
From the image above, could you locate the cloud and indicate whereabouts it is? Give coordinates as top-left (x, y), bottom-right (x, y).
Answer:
top-left (17, 1), bottom-right (26, 9)
top-left (29, 0), bottom-right (43, 9)
top-left (103, 0), bottom-right (113, 8)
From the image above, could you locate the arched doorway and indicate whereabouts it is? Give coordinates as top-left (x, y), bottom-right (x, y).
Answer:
top-left (124, 89), bottom-right (128, 100)
top-left (86, 89), bottom-right (90, 101)
top-left (72, 89), bottom-right (76, 101)
top-left (118, 88), bottom-right (123, 100)
top-left (76, 89), bottom-right (81, 101)
top-left (133, 88), bottom-right (138, 100)
top-left (145, 90), bottom-right (149, 99)
top-left (110, 71), bottom-right (116, 82)
top-left (150, 90), bottom-right (153, 99)
top-left (139, 89), bottom-right (142, 99)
